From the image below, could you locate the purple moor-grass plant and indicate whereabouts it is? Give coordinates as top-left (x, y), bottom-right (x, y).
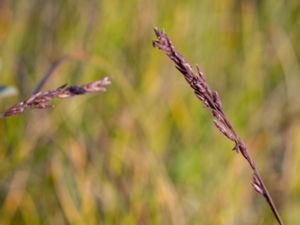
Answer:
top-left (1, 77), bottom-right (111, 118)
top-left (153, 27), bottom-right (284, 225)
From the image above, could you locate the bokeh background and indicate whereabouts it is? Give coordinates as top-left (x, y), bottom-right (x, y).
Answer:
top-left (0, 0), bottom-right (300, 224)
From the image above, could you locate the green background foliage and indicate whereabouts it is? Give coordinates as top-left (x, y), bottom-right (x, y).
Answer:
top-left (0, 0), bottom-right (300, 224)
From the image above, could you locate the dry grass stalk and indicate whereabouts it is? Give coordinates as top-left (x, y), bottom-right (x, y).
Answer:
top-left (153, 27), bottom-right (284, 225)
top-left (1, 77), bottom-right (111, 118)
top-left (32, 56), bottom-right (68, 94)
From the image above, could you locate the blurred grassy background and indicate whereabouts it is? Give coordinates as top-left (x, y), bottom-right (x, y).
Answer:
top-left (0, 0), bottom-right (300, 224)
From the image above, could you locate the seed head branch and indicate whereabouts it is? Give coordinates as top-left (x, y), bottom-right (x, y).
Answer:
top-left (1, 77), bottom-right (111, 118)
top-left (153, 27), bottom-right (284, 225)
